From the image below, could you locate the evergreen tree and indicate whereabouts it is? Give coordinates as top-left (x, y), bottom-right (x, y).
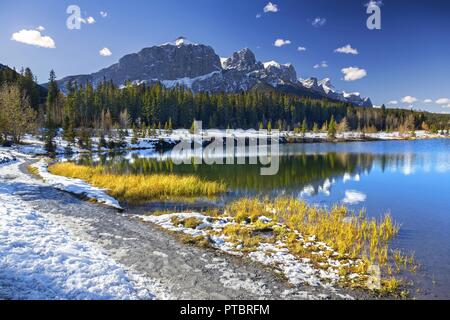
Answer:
top-left (62, 115), bottom-right (76, 144)
top-left (328, 116), bottom-right (337, 139)
top-left (301, 119), bottom-right (308, 137)
top-left (44, 127), bottom-right (57, 154)
top-left (47, 70), bottom-right (58, 107)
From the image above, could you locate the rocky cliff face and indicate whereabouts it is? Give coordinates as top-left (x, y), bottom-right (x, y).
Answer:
top-left (54, 40), bottom-right (372, 107)
top-left (222, 48), bottom-right (262, 72)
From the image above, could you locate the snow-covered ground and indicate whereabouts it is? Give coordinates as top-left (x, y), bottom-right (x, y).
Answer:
top-left (0, 155), bottom-right (171, 300)
top-left (17, 133), bottom-right (158, 156)
top-left (9, 129), bottom-right (448, 158)
top-left (31, 159), bottom-right (122, 210)
top-left (0, 150), bottom-right (16, 165)
top-left (140, 212), bottom-right (357, 298)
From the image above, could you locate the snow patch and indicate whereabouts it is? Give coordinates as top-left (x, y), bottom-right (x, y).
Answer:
top-left (31, 159), bottom-right (122, 210)
top-left (0, 150), bottom-right (16, 165)
top-left (0, 159), bottom-right (171, 300)
top-left (141, 212), bottom-right (356, 296)
top-left (159, 71), bottom-right (221, 89)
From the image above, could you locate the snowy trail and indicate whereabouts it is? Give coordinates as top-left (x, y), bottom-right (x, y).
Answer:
top-left (0, 151), bottom-right (363, 300)
top-left (32, 159), bottom-right (123, 210)
top-left (0, 156), bottom-right (170, 300)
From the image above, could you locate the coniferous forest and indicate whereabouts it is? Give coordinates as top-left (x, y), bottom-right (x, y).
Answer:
top-left (1, 67), bottom-right (450, 146)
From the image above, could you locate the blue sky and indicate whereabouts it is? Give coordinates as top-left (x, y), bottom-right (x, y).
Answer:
top-left (0, 0), bottom-right (449, 113)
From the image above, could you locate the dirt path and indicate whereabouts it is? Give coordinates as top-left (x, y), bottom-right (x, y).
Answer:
top-left (12, 157), bottom-right (364, 300)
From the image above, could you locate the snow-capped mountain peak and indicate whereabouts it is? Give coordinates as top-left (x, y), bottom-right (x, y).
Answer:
top-left (223, 48), bottom-right (262, 72)
top-left (318, 78), bottom-right (336, 93)
top-left (54, 41), bottom-right (372, 107)
top-left (263, 60), bottom-right (292, 69)
top-left (300, 77), bottom-right (320, 90)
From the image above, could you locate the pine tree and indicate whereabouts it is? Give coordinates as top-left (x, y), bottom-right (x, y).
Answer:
top-left (62, 115), bottom-right (76, 144)
top-left (167, 117), bottom-right (173, 134)
top-left (328, 116), bottom-right (337, 139)
top-left (301, 119), bottom-right (308, 137)
top-left (44, 126), bottom-right (57, 154)
top-left (77, 127), bottom-right (92, 150)
top-left (47, 70), bottom-right (58, 109)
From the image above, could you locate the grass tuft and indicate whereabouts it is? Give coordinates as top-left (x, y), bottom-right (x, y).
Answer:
top-left (225, 197), bottom-right (400, 267)
top-left (27, 165), bottom-right (43, 179)
top-left (48, 162), bottom-right (226, 203)
top-left (148, 196), bottom-right (411, 296)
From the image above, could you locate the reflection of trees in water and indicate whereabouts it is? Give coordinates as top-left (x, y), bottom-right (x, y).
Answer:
top-left (77, 152), bottom-right (424, 192)
top-left (78, 153), bottom-right (378, 191)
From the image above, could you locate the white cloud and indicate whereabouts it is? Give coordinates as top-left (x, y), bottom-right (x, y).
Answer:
top-left (99, 47), bottom-right (112, 57)
top-left (435, 98), bottom-right (450, 105)
top-left (424, 99), bottom-right (433, 103)
top-left (100, 11), bottom-right (108, 18)
top-left (341, 67), bottom-right (367, 81)
top-left (297, 46), bottom-right (307, 52)
top-left (401, 96), bottom-right (418, 104)
top-left (312, 17), bottom-right (327, 27)
top-left (335, 44), bottom-right (359, 55)
top-left (36, 26), bottom-right (45, 31)
top-left (256, 13), bottom-right (262, 18)
top-left (274, 39), bottom-right (291, 47)
top-left (388, 100), bottom-right (398, 105)
top-left (263, 2), bottom-right (279, 13)
top-left (314, 61), bottom-right (328, 69)
top-left (11, 29), bottom-right (55, 49)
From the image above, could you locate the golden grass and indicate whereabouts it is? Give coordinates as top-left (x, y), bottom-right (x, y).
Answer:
top-left (152, 196), bottom-right (409, 295)
top-left (222, 197), bottom-right (407, 294)
top-left (171, 216), bottom-right (204, 229)
top-left (48, 162), bottom-right (226, 203)
top-left (27, 165), bottom-right (43, 180)
top-left (226, 197), bottom-right (400, 267)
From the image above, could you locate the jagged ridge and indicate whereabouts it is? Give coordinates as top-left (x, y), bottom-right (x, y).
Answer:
top-left (54, 40), bottom-right (372, 107)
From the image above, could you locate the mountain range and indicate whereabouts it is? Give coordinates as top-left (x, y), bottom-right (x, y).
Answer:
top-left (54, 38), bottom-right (372, 107)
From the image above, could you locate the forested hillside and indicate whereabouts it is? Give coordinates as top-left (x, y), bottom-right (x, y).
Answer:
top-left (53, 77), bottom-right (450, 133)
top-left (1, 67), bottom-right (450, 148)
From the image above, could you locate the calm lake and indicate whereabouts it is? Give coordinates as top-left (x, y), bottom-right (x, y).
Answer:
top-left (76, 139), bottom-right (450, 299)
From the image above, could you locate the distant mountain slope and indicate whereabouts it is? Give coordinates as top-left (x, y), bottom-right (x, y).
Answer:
top-left (0, 63), bottom-right (47, 101)
top-left (53, 38), bottom-right (372, 107)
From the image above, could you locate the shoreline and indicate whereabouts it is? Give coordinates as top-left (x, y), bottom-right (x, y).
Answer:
top-left (26, 155), bottom-right (411, 298)
top-left (0, 151), bottom-right (369, 300)
top-left (0, 139), bottom-right (446, 299)
top-left (5, 130), bottom-right (448, 159)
